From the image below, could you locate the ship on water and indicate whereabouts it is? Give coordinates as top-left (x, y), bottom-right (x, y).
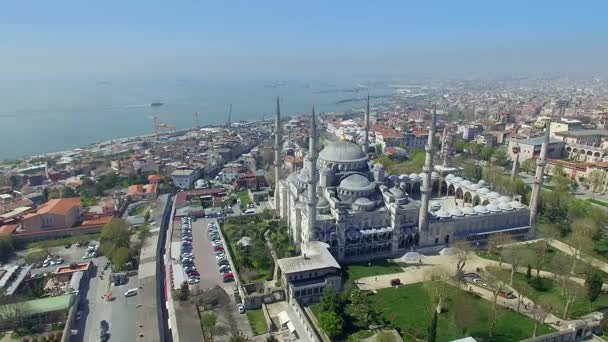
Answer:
top-left (150, 102), bottom-right (164, 107)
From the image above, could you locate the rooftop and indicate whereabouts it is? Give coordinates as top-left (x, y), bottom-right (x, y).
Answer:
top-left (512, 136), bottom-right (562, 146)
top-left (28, 198), bottom-right (81, 217)
top-left (277, 241), bottom-right (340, 274)
top-left (555, 129), bottom-right (608, 137)
top-left (55, 261), bottom-right (91, 274)
top-left (0, 294), bottom-right (75, 316)
top-left (172, 169), bottom-right (196, 176)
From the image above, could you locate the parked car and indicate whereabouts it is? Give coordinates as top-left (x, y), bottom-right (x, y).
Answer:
top-left (390, 278), bottom-right (401, 286)
top-left (64, 243), bottom-right (72, 249)
top-left (218, 265), bottom-right (230, 272)
top-left (237, 304), bottom-right (245, 314)
top-left (187, 271), bottom-right (200, 277)
top-left (216, 258), bottom-right (227, 265)
top-left (213, 246), bottom-right (224, 252)
top-left (75, 311), bottom-right (83, 321)
top-left (124, 288), bottom-right (138, 297)
top-left (188, 277), bottom-right (200, 284)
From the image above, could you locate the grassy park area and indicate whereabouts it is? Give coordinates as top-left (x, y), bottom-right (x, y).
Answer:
top-left (488, 267), bottom-right (608, 319)
top-left (237, 191), bottom-right (252, 207)
top-left (368, 283), bottom-right (553, 341)
top-left (221, 214), bottom-right (294, 283)
top-left (343, 259), bottom-right (403, 281)
top-left (312, 283), bottom-right (553, 342)
top-left (246, 309), bottom-right (267, 336)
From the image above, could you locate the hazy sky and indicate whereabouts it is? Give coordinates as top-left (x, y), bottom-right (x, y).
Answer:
top-left (1, 0), bottom-right (607, 78)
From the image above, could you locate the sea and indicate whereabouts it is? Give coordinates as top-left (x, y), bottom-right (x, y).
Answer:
top-left (0, 77), bottom-right (395, 160)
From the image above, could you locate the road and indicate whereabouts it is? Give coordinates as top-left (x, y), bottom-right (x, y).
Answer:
top-left (71, 256), bottom-right (138, 342)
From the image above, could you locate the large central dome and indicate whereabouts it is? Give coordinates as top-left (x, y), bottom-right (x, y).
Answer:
top-left (319, 141), bottom-right (367, 162)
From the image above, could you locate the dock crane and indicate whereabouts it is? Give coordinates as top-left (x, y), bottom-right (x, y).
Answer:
top-left (194, 112), bottom-right (200, 129)
top-left (151, 116), bottom-right (176, 139)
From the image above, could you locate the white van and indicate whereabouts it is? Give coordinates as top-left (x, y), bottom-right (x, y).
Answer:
top-left (124, 288), bottom-right (138, 297)
top-left (244, 208), bottom-right (256, 215)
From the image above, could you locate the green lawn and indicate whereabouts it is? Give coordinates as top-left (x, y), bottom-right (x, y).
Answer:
top-left (237, 191), bottom-right (252, 206)
top-left (246, 309), bottom-right (267, 335)
top-left (23, 233), bottom-right (101, 250)
top-left (502, 269), bottom-right (608, 319)
top-left (477, 242), bottom-right (606, 278)
top-left (343, 259), bottom-right (403, 281)
top-left (367, 283), bottom-right (554, 342)
top-left (222, 217), bottom-right (274, 283)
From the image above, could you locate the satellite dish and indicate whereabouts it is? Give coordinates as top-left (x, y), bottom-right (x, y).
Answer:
top-left (512, 146), bottom-right (520, 154)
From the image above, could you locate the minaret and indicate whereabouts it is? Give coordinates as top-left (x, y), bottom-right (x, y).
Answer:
top-left (418, 107), bottom-right (437, 233)
top-left (529, 121), bottom-right (550, 225)
top-left (363, 94), bottom-right (370, 153)
top-left (441, 127), bottom-right (448, 168)
top-left (306, 108), bottom-right (318, 242)
top-left (510, 146), bottom-right (520, 180)
top-left (273, 97), bottom-right (281, 211)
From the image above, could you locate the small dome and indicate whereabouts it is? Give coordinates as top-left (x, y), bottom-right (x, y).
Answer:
top-left (498, 196), bottom-right (511, 203)
top-left (435, 209), bottom-right (451, 218)
top-left (498, 202), bottom-right (513, 211)
top-left (486, 203), bottom-right (502, 212)
top-left (487, 192), bottom-right (500, 199)
top-left (389, 187), bottom-right (406, 199)
top-left (354, 197), bottom-right (373, 205)
top-left (319, 141), bottom-right (367, 162)
top-left (510, 201), bottom-right (525, 209)
top-left (409, 173), bottom-right (420, 180)
top-left (445, 173), bottom-right (455, 180)
top-left (460, 180), bottom-right (473, 187)
top-left (462, 207), bottom-right (477, 215)
top-left (449, 208), bottom-right (465, 217)
top-left (339, 174), bottom-right (373, 190)
top-left (451, 177), bottom-right (463, 183)
top-left (317, 196), bottom-right (329, 208)
top-left (478, 187), bottom-right (490, 194)
top-left (418, 172), bottom-right (425, 179)
top-left (399, 174), bottom-right (408, 180)
top-left (469, 183), bottom-right (481, 190)
top-left (477, 180), bottom-right (487, 186)
top-left (474, 205), bottom-right (489, 214)
top-left (431, 171), bottom-right (440, 179)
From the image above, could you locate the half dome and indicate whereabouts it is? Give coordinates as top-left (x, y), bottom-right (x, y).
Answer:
top-left (449, 208), bottom-right (465, 217)
top-left (486, 203), bottom-right (502, 212)
top-left (339, 174), bottom-right (373, 191)
top-left (474, 205), bottom-right (489, 214)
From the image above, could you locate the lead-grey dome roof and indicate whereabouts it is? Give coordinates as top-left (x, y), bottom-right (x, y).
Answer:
top-left (319, 141), bottom-right (367, 162)
top-left (339, 174), bottom-right (373, 190)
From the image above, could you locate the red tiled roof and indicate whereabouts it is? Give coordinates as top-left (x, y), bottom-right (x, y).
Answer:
top-left (0, 224), bottom-right (17, 236)
top-left (27, 198), bottom-right (81, 217)
top-left (81, 216), bottom-right (113, 227)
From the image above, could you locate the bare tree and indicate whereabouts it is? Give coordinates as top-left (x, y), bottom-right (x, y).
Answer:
top-left (424, 267), bottom-right (452, 314)
top-left (0, 296), bottom-right (26, 329)
top-left (531, 303), bottom-right (551, 338)
top-left (488, 233), bottom-right (514, 267)
top-left (569, 219), bottom-right (600, 274)
top-left (531, 240), bottom-right (549, 278)
top-left (482, 268), bottom-right (507, 338)
top-left (562, 280), bottom-right (582, 319)
top-left (551, 254), bottom-right (572, 296)
top-left (503, 247), bottom-right (532, 286)
top-left (453, 240), bottom-right (473, 290)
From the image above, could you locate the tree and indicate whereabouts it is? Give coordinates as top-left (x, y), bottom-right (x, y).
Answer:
top-left (266, 336), bottom-right (278, 342)
top-left (318, 311), bottom-right (343, 339)
top-left (144, 210), bottom-right (151, 223)
top-left (569, 218), bottom-right (600, 273)
top-left (521, 158), bottom-right (536, 174)
top-left (111, 247), bottom-right (129, 271)
top-left (462, 161), bottom-right (482, 181)
top-left (503, 247), bottom-right (531, 286)
top-left (488, 233), bottom-right (514, 267)
top-left (349, 288), bottom-right (377, 326)
top-left (531, 303), bottom-right (551, 338)
top-left (0, 237), bottom-right (14, 262)
top-left (552, 255), bottom-right (573, 296)
top-left (201, 312), bottom-right (217, 341)
top-left (229, 333), bottom-right (247, 342)
top-left (585, 270), bottom-right (603, 304)
top-left (531, 241), bottom-right (549, 279)
top-left (482, 269), bottom-right (507, 338)
top-left (319, 285), bottom-right (343, 315)
top-left (0, 296), bottom-right (25, 329)
top-left (454, 241), bottom-right (473, 289)
top-left (586, 169), bottom-right (606, 193)
top-left (179, 281), bottom-right (190, 301)
top-left (562, 280), bottom-right (582, 319)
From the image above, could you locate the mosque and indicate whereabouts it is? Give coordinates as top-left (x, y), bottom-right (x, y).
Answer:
top-left (273, 98), bottom-right (549, 302)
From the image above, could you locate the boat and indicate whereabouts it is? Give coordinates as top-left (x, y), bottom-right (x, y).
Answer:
top-left (150, 102), bottom-right (164, 107)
